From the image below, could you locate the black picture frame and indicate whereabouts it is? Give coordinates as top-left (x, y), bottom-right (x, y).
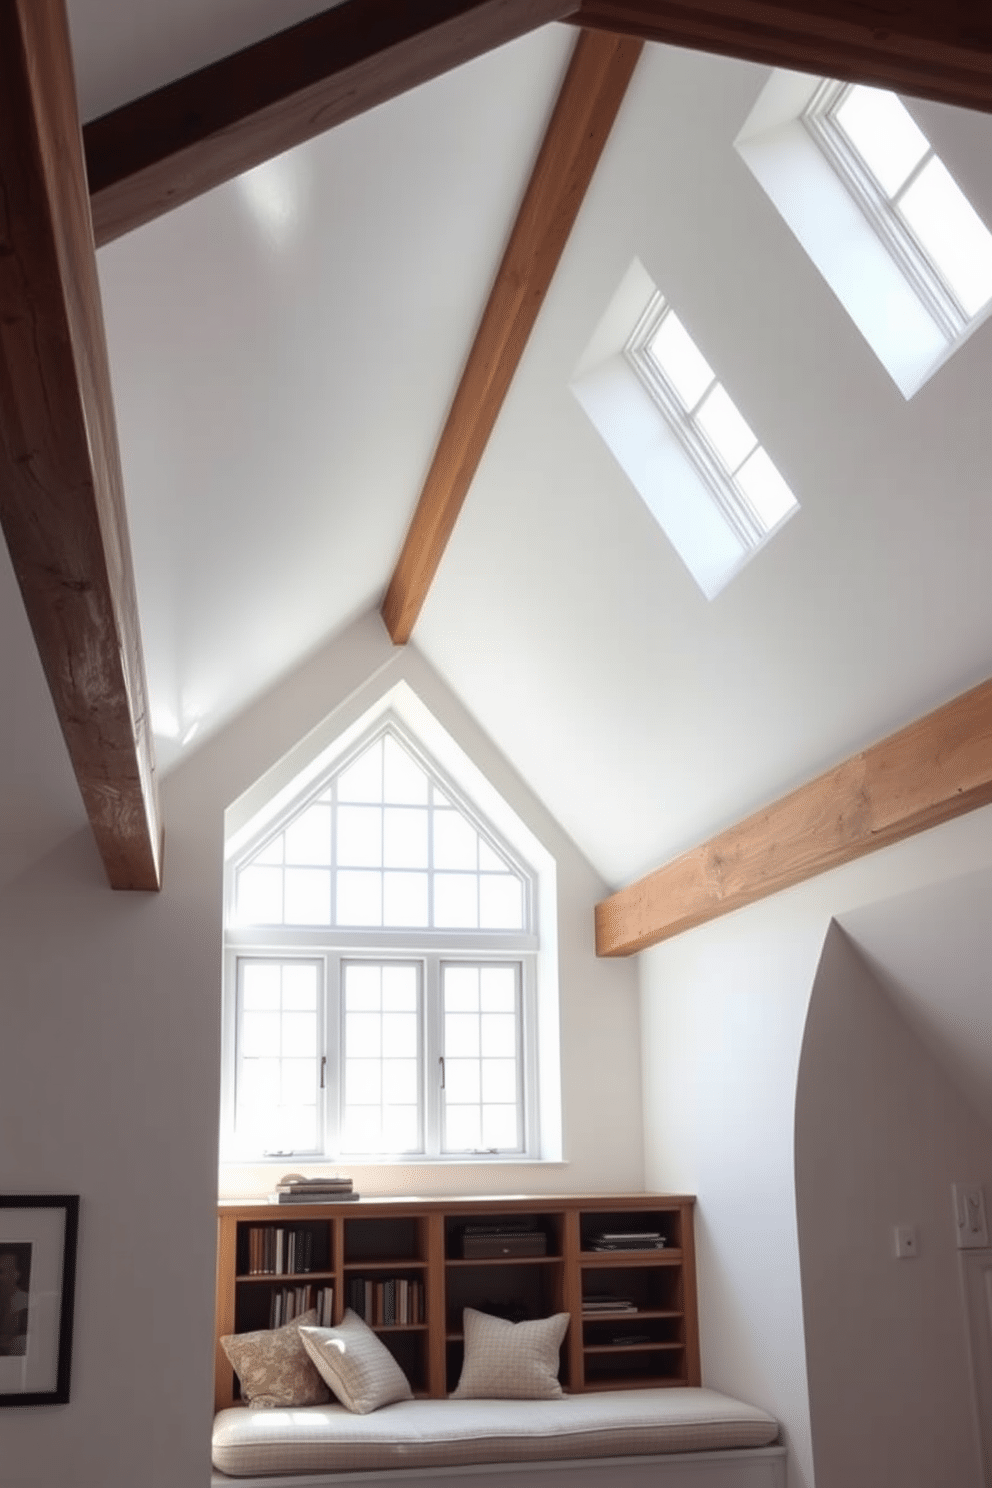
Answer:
top-left (0, 1195), bottom-right (79, 1405)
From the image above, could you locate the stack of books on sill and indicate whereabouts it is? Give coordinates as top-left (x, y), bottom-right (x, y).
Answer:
top-left (268, 1283), bottom-right (334, 1329)
top-left (587, 1230), bottom-right (667, 1251)
top-left (582, 1292), bottom-right (638, 1315)
top-left (268, 1174), bottom-right (360, 1205)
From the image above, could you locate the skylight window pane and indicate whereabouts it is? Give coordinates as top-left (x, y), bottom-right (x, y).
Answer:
top-left (338, 740), bottom-right (383, 802)
top-left (284, 804), bottom-right (331, 866)
top-left (735, 448), bottom-right (797, 531)
top-left (433, 810), bottom-right (478, 871)
top-left (383, 736), bottom-right (428, 804)
top-left (337, 805), bottom-right (382, 867)
top-left (284, 867), bottom-right (331, 925)
top-left (695, 384), bottom-right (758, 472)
top-left (479, 874), bottom-right (523, 930)
top-left (237, 865), bottom-right (283, 924)
top-left (898, 156), bottom-right (992, 316)
top-left (434, 873), bottom-right (478, 928)
top-left (384, 807), bottom-right (428, 869)
top-left (337, 869), bottom-right (382, 926)
top-left (648, 311), bottom-right (714, 408)
top-left (383, 870), bottom-right (428, 927)
top-left (834, 85), bottom-right (929, 196)
top-left (478, 839), bottom-right (506, 872)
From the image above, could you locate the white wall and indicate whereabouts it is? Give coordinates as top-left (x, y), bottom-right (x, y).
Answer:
top-left (0, 609), bottom-right (642, 1488)
top-left (796, 922), bottom-right (989, 1488)
top-left (638, 799), bottom-right (992, 1488)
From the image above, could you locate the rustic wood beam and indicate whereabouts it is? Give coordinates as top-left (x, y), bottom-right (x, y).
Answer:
top-left (83, 0), bottom-right (579, 247)
top-left (596, 678), bottom-right (992, 956)
top-left (572, 1), bottom-right (992, 114)
top-left (381, 27), bottom-right (642, 644)
top-left (0, 0), bottom-right (162, 889)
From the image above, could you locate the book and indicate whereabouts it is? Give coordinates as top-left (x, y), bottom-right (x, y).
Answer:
top-left (268, 1191), bottom-right (361, 1203)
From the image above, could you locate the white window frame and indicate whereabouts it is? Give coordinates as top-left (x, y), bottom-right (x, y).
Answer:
top-left (221, 719), bottom-right (541, 1164)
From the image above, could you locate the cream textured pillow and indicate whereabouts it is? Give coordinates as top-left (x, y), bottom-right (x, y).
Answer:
top-left (451, 1307), bottom-right (569, 1400)
top-left (299, 1310), bottom-right (413, 1414)
top-left (220, 1309), bottom-right (331, 1409)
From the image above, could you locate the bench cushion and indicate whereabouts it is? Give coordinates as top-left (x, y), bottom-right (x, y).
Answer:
top-left (212, 1386), bottom-right (779, 1477)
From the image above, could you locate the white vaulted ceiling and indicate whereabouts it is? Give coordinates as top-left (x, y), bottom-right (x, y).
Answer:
top-left (4, 3), bottom-right (992, 921)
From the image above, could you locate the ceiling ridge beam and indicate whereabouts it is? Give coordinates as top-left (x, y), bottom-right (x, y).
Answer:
top-left (381, 26), bottom-right (643, 645)
top-left (571, 0), bottom-right (992, 114)
top-left (84, 0), bottom-right (580, 247)
top-left (0, 0), bottom-right (162, 889)
top-left (596, 677), bottom-right (992, 957)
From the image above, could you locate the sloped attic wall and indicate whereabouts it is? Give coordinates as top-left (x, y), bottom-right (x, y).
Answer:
top-left (0, 608), bottom-right (641, 1488)
top-left (796, 923), bottom-right (990, 1488)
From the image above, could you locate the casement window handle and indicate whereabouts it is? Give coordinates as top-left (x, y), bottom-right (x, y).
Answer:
top-left (439, 1056), bottom-right (445, 1090)
top-left (320, 1056), bottom-right (326, 1090)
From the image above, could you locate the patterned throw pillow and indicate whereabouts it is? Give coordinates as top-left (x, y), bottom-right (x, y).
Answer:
top-left (220, 1309), bottom-right (331, 1409)
top-left (451, 1308), bottom-right (569, 1400)
top-left (298, 1310), bottom-right (413, 1414)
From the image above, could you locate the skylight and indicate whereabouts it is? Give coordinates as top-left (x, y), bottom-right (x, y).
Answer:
top-left (571, 260), bottom-right (799, 599)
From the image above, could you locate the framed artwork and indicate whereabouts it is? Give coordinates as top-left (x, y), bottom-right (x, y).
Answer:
top-left (0, 1195), bottom-right (79, 1405)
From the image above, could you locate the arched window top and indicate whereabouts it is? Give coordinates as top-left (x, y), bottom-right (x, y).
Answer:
top-left (231, 725), bottom-right (530, 933)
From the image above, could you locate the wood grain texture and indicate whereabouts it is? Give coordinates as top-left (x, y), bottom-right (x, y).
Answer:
top-left (381, 27), bottom-right (642, 644)
top-left (83, 0), bottom-right (578, 247)
top-left (596, 677), bottom-right (992, 956)
top-left (0, 0), bottom-right (162, 889)
top-left (573, 0), bottom-right (992, 113)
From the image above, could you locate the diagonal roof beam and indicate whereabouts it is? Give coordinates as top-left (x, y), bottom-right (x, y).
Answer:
top-left (596, 677), bottom-right (992, 957)
top-left (0, 0), bottom-right (162, 890)
top-left (84, 0), bottom-right (580, 247)
top-left (572, 0), bottom-right (992, 114)
top-left (381, 27), bottom-right (643, 645)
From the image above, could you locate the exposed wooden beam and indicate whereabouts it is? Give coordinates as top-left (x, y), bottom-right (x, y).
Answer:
top-left (596, 678), bottom-right (992, 956)
top-left (0, 0), bottom-right (162, 889)
top-left (83, 0), bottom-right (579, 247)
top-left (381, 27), bottom-right (642, 644)
top-left (572, 1), bottom-right (992, 114)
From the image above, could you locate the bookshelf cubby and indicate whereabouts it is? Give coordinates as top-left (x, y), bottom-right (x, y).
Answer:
top-left (215, 1194), bottom-right (699, 1409)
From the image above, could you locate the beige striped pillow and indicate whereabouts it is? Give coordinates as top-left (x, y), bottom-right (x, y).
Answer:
top-left (299, 1310), bottom-right (413, 1414)
top-left (452, 1308), bottom-right (569, 1399)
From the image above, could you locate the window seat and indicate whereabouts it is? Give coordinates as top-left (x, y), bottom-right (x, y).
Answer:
top-left (211, 1386), bottom-right (784, 1486)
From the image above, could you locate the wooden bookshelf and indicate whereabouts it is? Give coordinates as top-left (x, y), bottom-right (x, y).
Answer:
top-left (215, 1194), bottom-right (699, 1410)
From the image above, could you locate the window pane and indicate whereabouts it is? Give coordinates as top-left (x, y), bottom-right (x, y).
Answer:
top-left (478, 839), bottom-right (506, 872)
top-left (242, 962), bottom-right (281, 1009)
top-left (284, 803), bottom-right (331, 865)
top-left (282, 963), bottom-right (317, 1011)
top-left (382, 965), bottom-right (418, 1011)
top-left (481, 1012), bottom-right (517, 1058)
top-left (382, 1012), bottom-right (417, 1059)
top-left (445, 1106), bottom-right (481, 1150)
top-left (899, 156), bottom-right (992, 316)
top-left (480, 966), bottom-right (516, 1012)
top-left (382, 1059), bottom-right (418, 1104)
top-left (479, 874), bottom-right (523, 930)
top-left (346, 1059), bottom-right (381, 1105)
top-left (434, 873), bottom-right (478, 928)
top-left (284, 868), bottom-right (331, 925)
top-left (384, 808), bottom-right (428, 869)
top-left (445, 1013), bottom-right (480, 1058)
top-left (337, 870), bottom-right (382, 926)
top-left (281, 1058), bottom-right (316, 1104)
top-left (834, 85), bottom-right (929, 197)
top-left (239, 1057), bottom-right (279, 1109)
top-left (735, 448), bottom-right (797, 531)
top-left (343, 1106), bottom-right (381, 1151)
top-left (344, 963), bottom-right (380, 1010)
top-left (445, 1058), bottom-right (480, 1102)
top-left (383, 871), bottom-right (429, 927)
top-left (253, 836), bottom-right (284, 866)
top-left (338, 739), bottom-right (382, 802)
top-left (337, 806), bottom-right (382, 867)
top-left (649, 311), bottom-right (714, 409)
top-left (282, 1012), bottom-right (317, 1057)
top-left (383, 736), bottom-right (428, 804)
top-left (382, 1105), bottom-right (419, 1152)
top-left (444, 966), bottom-right (479, 1012)
top-left (481, 1105), bottom-right (518, 1150)
top-left (237, 865), bottom-right (283, 924)
top-left (346, 1011), bottom-right (381, 1058)
top-left (276, 1106), bottom-right (318, 1152)
top-left (695, 384), bottom-right (758, 473)
top-left (482, 1058), bottom-right (517, 1103)
top-left (242, 1010), bottom-right (280, 1056)
top-left (433, 811), bottom-right (478, 870)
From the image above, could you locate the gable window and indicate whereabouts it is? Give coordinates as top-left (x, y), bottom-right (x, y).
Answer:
top-left (736, 72), bottom-right (992, 397)
top-left (223, 723), bottom-right (539, 1162)
top-left (572, 258), bottom-right (798, 599)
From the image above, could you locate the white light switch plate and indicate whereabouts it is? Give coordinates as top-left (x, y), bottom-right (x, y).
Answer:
top-left (953, 1184), bottom-right (989, 1248)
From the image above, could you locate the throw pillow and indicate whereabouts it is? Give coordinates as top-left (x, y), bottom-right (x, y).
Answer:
top-left (220, 1308), bottom-right (331, 1409)
top-left (451, 1307), bottom-right (569, 1399)
top-left (299, 1310), bottom-right (413, 1414)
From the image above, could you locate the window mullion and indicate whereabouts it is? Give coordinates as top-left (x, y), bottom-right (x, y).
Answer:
top-left (424, 956), bottom-right (442, 1157)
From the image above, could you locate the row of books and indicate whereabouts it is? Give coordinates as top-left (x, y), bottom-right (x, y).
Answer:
top-left (246, 1226), bottom-right (320, 1275)
top-left (347, 1276), bottom-right (425, 1327)
top-left (268, 1284), bottom-right (335, 1329)
top-left (269, 1174), bottom-right (360, 1205)
top-left (587, 1230), bottom-right (667, 1252)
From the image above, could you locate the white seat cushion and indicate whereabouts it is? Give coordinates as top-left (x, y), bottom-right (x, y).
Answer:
top-left (212, 1386), bottom-right (779, 1477)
